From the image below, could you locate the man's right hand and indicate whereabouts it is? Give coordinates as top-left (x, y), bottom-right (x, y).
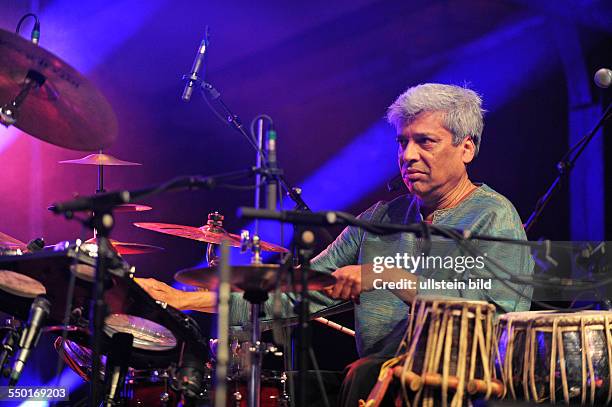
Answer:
top-left (135, 277), bottom-right (218, 313)
top-left (135, 278), bottom-right (185, 309)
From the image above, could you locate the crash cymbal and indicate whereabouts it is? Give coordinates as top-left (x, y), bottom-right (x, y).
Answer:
top-left (0, 29), bottom-right (117, 150)
top-left (133, 222), bottom-right (288, 253)
top-left (59, 153), bottom-right (141, 166)
top-left (84, 238), bottom-right (163, 255)
top-left (0, 231), bottom-right (26, 250)
top-left (174, 264), bottom-right (335, 293)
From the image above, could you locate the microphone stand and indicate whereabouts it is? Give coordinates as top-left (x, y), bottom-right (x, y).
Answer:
top-left (524, 102), bottom-right (612, 232)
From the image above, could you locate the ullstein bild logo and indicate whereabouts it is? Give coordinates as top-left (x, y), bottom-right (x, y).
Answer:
top-left (372, 253), bottom-right (486, 274)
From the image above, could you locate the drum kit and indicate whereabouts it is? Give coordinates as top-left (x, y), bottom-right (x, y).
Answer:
top-left (1, 15), bottom-right (611, 407)
top-left (0, 21), bottom-right (339, 407)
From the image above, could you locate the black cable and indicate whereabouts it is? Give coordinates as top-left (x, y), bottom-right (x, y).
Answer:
top-left (15, 13), bottom-right (38, 35)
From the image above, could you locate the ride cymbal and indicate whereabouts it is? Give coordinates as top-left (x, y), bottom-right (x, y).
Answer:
top-left (0, 29), bottom-right (117, 150)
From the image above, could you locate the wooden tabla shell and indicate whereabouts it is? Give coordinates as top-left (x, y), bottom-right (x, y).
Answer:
top-left (497, 310), bottom-right (612, 405)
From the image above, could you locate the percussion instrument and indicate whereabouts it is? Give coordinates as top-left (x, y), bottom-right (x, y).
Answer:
top-left (59, 153), bottom-right (141, 166)
top-left (497, 310), bottom-right (612, 405)
top-left (56, 336), bottom-right (288, 406)
top-left (0, 231), bottom-right (27, 250)
top-left (175, 263), bottom-right (335, 293)
top-left (0, 28), bottom-right (117, 150)
top-left (84, 238), bottom-right (164, 255)
top-left (134, 222), bottom-right (288, 253)
top-left (364, 297), bottom-right (503, 407)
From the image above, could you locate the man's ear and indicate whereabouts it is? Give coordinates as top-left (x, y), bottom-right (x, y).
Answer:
top-left (462, 136), bottom-right (476, 165)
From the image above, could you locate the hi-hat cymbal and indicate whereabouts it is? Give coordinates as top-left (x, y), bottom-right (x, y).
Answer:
top-left (174, 264), bottom-right (335, 293)
top-left (59, 153), bottom-right (141, 166)
top-left (133, 222), bottom-right (288, 253)
top-left (84, 238), bottom-right (163, 255)
top-left (0, 231), bottom-right (26, 250)
top-left (0, 29), bottom-right (117, 151)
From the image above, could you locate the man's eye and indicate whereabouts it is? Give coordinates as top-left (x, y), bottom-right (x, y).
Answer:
top-left (396, 137), bottom-right (408, 148)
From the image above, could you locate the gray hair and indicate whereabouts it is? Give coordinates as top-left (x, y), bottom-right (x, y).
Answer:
top-left (387, 83), bottom-right (485, 156)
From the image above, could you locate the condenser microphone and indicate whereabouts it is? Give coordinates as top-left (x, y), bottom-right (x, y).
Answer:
top-left (182, 28), bottom-right (210, 102)
top-left (9, 296), bottom-right (51, 385)
top-left (594, 68), bottom-right (612, 89)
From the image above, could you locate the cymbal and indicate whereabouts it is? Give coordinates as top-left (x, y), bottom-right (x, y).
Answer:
top-left (174, 264), bottom-right (335, 293)
top-left (0, 231), bottom-right (26, 250)
top-left (48, 203), bottom-right (152, 213)
top-left (0, 29), bottom-right (117, 151)
top-left (133, 222), bottom-right (288, 253)
top-left (113, 204), bottom-right (152, 213)
top-left (84, 238), bottom-right (164, 255)
top-left (59, 153), bottom-right (141, 166)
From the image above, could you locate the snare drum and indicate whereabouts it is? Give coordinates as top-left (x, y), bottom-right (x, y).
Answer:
top-left (497, 310), bottom-right (612, 405)
top-left (365, 297), bottom-right (503, 407)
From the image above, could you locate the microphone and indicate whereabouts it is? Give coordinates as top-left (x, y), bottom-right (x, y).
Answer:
top-left (9, 296), bottom-right (51, 385)
top-left (238, 207), bottom-right (341, 226)
top-left (182, 27), bottom-right (210, 102)
top-left (31, 19), bottom-right (40, 45)
top-left (50, 190), bottom-right (131, 214)
top-left (594, 68), bottom-right (612, 89)
top-left (266, 127), bottom-right (278, 210)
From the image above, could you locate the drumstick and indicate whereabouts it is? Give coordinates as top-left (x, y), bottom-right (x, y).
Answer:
top-left (313, 317), bottom-right (355, 337)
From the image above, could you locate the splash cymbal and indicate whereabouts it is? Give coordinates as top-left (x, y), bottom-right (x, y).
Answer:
top-left (59, 153), bottom-right (141, 166)
top-left (174, 264), bottom-right (335, 292)
top-left (84, 238), bottom-right (163, 255)
top-left (0, 29), bottom-right (117, 150)
top-left (133, 222), bottom-right (288, 253)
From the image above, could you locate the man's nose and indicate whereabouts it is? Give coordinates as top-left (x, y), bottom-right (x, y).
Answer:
top-left (402, 140), bottom-right (419, 163)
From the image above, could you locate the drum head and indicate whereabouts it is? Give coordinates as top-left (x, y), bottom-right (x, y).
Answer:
top-left (0, 269), bottom-right (46, 297)
top-left (104, 314), bottom-right (177, 351)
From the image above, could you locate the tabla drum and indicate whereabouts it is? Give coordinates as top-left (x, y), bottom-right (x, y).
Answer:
top-left (497, 310), bottom-right (612, 405)
top-left (364, 297), bottom-right (504, 407)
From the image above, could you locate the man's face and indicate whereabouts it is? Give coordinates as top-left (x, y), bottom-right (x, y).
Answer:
top-left (397, 111), bottom-right (474, 200)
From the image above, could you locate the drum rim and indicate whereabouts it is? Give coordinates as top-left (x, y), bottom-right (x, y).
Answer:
top-left (498, 310), bottom-right (612, 326)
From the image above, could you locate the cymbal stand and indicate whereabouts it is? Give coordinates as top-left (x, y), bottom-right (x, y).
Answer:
top-left (244, 236), bottom-right (265, 407)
